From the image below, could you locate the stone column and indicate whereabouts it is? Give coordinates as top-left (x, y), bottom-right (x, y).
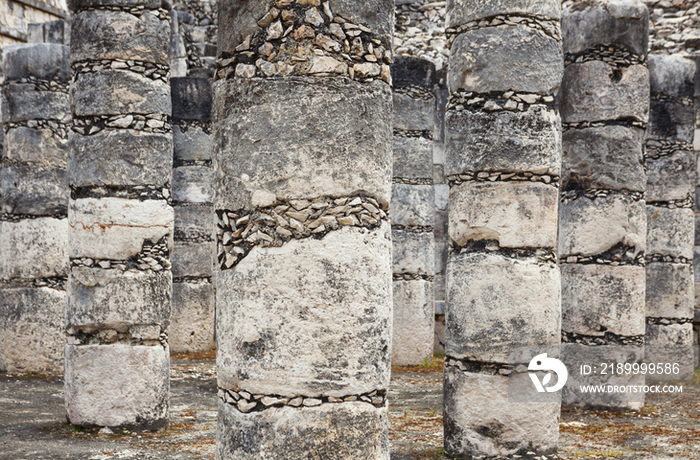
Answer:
top-left (645, 54), bottom-right (696, 381)
top-left (693, 55), bottom-right (700, 367)
top-left (170, 76), bottom-right (214, 353)
top-left (391, 56), bottom-right (435, 366)
top-left (64, 0), bottom-right (173, 430)
top-left (442, 1), bottom-right (563, 457)
top-left (559, 0), bottom-right (649, 409)
top-left (0, 43), bottom-right (70, 375)
top-left (213, 1), bottom-right (393, 458)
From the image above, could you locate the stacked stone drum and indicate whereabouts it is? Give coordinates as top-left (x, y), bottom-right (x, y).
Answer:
top-left (213, 0), bottom-right (393, 458)
top-left (64, 0), bottom-right (174, 430)
top-left (442, 0), bottom-right (563, 457)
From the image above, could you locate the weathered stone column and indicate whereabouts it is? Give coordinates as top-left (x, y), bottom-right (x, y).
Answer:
top-left (391, 56), bottom-right (435, 366)
top-left (559, 0), bottom-right (649, 409)
top-left (0, 43), bottom-right (70, 375)
top-left (213, 1), bottom-right (393, 458)
top-left (645, 54), bottom-right (696, 381)
top-left (64, 0), bottom-right (173, 430)
top-left (442, 1), bottom-right (563, 457)
top-left (170, 76), bottom-right (214, 353)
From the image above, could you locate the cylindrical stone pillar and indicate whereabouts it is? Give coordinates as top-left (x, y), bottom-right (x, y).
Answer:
top-left (64, 0), bottom-right (173, 430)
top-left (213, 1), bottom-right (393, 458)
top-left (170, 76), bottom-right (215, 353)
top-left (559, 0), bottom-right (649, 410)
top-left (0, 43), bottom-right (70, 375)
top-left (443, 1), bottom-right (563, 457)
top-left (391, 56), bottom-right (435, 366)
top-left (645, 54), bottom-right (696, 382)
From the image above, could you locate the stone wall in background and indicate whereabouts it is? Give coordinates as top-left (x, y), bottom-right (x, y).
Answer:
top-left (171, 0), bottom-right (216, 77)
top-left (0, 0), bottom-right (68, 48)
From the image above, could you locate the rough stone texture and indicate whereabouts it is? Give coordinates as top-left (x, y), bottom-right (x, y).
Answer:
top-left (170, 282), bottom-right (214, 353)
top-left (560, 61), bottom-right (649, 124)
top-left (647, 100), bottom-right (695, 144)
top-left (390, 184), bottom-right (435, 228)
top-left (69, 10), bottom-right (170, 64)
top-left (445, 0), bottom-right (561, 29)
top-left (216, 400), bottom-right (389, 460)
top-left (561, 264), bottom-right (646, 337)
top-left (172, 166), bottom-right (212, 203)
top-left (446, 106), bottom-right (562, 177)
top-left (67, 268), bottom-right (171, 330)
top-left (392, 137), bottom-right (433, 180)
top-left (173, 125), bottom-right (212, 161)
top-left (175, 205), bottom-right (213, 239)
top-left (648, 54), bottom-right (695, 100)
top-left (216, 224), bottom-right (392, 398)
top-left (559, 195), bottom-right (646, 258)
top-left (646, 262), bottom-right (694, 319)
top-left (562, 125), bottom-right (645, 192)
top-left (646, 149), bottom-right (695, 203)
top-left (172, 241), bottom-right (212, 278)
top-left (0, 218), bottom-right (68, 280)
top-left (443, 367), bottom-right (560, 458)
top-left (646, 206), bottom-right (694, 260)
top-left (69, 131), bottom-right (173, 188)
top-left (446, 252), bottom-right (561, 364)
top-left (393, 93), bottom-right (435, 131)
top-left (4, 126), bottom-right (68, 165)
top-left (0, 287), bottom-right (65, 374)
top-left (68, 197), bottom-right (174, 260)
top-left (392, 280), bottom-right (434, 366)
top-left (449, 181), bottom-right (558, 249)
top-left (2, 43), bottom-right (70, 81)
top-left (1, 84), bottom-right (70, 122)
top-left (448, 25), bottom-right (564, 95)
top-left (213, 78), bottom-right (392, 210)
top-left (171, 77), bottom-right (212, 122)
top-left (562, 0), bottom-right (649, 57)
top-left (392, 230), bottom-right (435, 276)
top-left (64, 344), bottom-right (170, 429)
top-left (1, 166), bottom-right (67, 215)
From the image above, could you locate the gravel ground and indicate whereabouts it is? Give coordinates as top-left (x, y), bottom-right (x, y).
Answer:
top-left (1, 355), bottom-right (698, 459)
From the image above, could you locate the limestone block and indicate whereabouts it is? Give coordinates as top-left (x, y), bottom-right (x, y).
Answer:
top-left (0, 287), bottom-right (65, 375)
top-left (70, 10), bottom-right (170, 65)
top-left (646, 262), bottom-right (693, 319)
top-left (391, 56), bottom-right (435, 89)
top-left (174, 205), bottom-right (213, 240)
top-left (446, 252), bottom-right (561, 363)
top-left (560, 62), bottom-right (649, 124)
top-left (390, 184), bottom-right (434, 228)
top-left (69, 130), bottom-right (173, 188)
top-left (562, 125), bottom-right (645, 192)
top-left (216, 224), bottom-right (392, 398)
top-left (449, 181), bottom-right (558, 249)
top-left (392, 229), bottom-right (435, 275)
top-left (213, 77), bottom-right (392, 210)
top-left (171, 34), bottom-right (186, 59)
top-left (1, 166), bottom-right (67, 216)
top-left (448, 25), bottom-right (563, 95)
top-left (559, 194), bottom-right (646, 257)
top-left (172, 166), bottom-right (212, 204)
top-left (2, 43), bottom-right (70, 81)
top-left (173, 124), bottom-right (212, 162)
top-left (69, 198), bottom-right (173, 260)
top-left (393, 92), bottom-right (434, 132)
top-left (562, 0), bottom-right (649, 57)
top-left (172, 241), bottom-right (213, 278)
top-left (216, 400), bottom-right (389, 460)
top-left (443, 367), bottom-right (560, 458)
top-left (1, 84), bottom-right (70, 123)
top-left (43, 19), bottom-right (70, 45)
top-left (647, 100), bottom-right (695, 144)
top-left (646, 323), bottom-right (693, 346)
top-left (445, 106), bottom-right (562, 177)
top-left (72, 70), bottom-right (171, 117)
top-left (0, 218), bottom-right (68, 280)
top-left (646, 149), bottom-right (695, 203)
top-left (170, 281), bottom-right (214, 353)
top-left (392, 137), bottom-right (433, 180)
top-left (561, 344), bottom-right (644, 410)
top-left (648, 54), bottom-right (695, 100)
top-left (392, 279), bottom-right (434, 366)
top-left (67, 268), bottom-right (171, 330)
top-left (647, 206), bottom-right (694, 259)
top-left (446, 0), bottom-right (561, 28)
top-left (69, 0), bottom-right (166, 11)
top-left (219, 0), bottom-right (393, 54)
top-left (645, 338), bottom-right (695, 383)
top-left (4, 127), bottom-right (67, 166)
top-left (171, 77), bottom-right (212, 122)
top-left (561, 264), bottom-right (645, 337)
top-left (64, 344), bottom-right (169, 429)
